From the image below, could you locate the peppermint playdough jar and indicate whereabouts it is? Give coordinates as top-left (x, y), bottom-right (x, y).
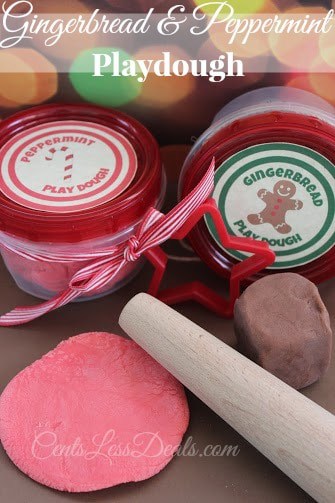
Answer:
top-left (180, 87), bottom-right (335, 283)
top-left (0, 104), bottom-right (164, 300)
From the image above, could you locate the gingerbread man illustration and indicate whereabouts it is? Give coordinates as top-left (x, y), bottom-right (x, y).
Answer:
top-left (248, 180), bottom-right (303, 234)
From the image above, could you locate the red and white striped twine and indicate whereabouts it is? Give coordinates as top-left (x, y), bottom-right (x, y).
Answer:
top-left (45, 146), bottom-right (74, 182)
top-left (0, 159), bottom-right (215, 326)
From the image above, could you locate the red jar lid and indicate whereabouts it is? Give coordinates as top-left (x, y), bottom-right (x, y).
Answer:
top-left (181, 110), bottom-right (335, 284)
top-left (0, 104), bottom-right (162, 243)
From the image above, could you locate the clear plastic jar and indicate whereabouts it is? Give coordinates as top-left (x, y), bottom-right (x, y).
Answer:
top-left (180, 87), bottom-right (335, 284)
top-left (0, 104), bottom-right (164, 300)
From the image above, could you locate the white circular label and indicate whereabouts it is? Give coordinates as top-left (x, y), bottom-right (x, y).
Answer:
top-left (205, 143), bottom-right (335, 269)
top-left (0, 120), bottom-right (138, 213)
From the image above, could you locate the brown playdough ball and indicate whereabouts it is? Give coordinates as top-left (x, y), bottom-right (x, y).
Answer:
top-left (234, 273), bottom-right (332, 390)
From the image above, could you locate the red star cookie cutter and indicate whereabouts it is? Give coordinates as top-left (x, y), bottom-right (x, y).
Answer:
top-left (142, 198), bottom-right (276, 318)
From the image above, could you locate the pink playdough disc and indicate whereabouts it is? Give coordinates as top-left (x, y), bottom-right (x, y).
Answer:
top-left (0, 332), bottom-right (189, 492)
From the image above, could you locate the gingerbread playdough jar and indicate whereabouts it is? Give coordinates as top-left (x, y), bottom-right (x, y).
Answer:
top-left (180, 87), bottom-right (335, 283)
top-left (0, 104), bottom-right (164, 300)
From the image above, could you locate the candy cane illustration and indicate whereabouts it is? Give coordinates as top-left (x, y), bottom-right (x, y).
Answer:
top-left (45, 146), bottom-right (74, 182)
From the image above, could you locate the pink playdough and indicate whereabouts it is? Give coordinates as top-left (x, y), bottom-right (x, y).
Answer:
top-left (1, 247), bottom-right (135, 298)
top-left (0, 332), bottom-right (189, 492)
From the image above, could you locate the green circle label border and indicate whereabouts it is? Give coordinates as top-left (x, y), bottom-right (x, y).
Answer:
top-left (205, 143), bottom-right (335, 269)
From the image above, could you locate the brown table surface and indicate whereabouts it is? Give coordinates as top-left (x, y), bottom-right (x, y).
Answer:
top-left (0, 251), bottom-right (334, 503)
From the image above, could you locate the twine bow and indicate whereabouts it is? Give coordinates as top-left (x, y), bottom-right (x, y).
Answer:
top-left (0, 160), bottom-right (215, 326)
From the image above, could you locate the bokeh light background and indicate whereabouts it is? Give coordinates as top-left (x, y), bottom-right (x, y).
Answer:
top-left (0, 0), bottom-right (334, 148)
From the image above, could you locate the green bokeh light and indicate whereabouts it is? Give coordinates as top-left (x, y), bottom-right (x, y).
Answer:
top-left (70, 47), bottom-right (142, 107)
top-left (193, 0), bottom-right (266, 15)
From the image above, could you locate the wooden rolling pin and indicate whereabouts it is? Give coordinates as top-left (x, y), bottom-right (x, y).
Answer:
top-left (119, 293), bottom-right (335, 502)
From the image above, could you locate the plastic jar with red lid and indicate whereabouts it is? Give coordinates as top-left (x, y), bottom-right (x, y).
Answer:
top-left (0, 104), bottom-right (164, 300)
top-left (180, 87), bottom-right (335, 284)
